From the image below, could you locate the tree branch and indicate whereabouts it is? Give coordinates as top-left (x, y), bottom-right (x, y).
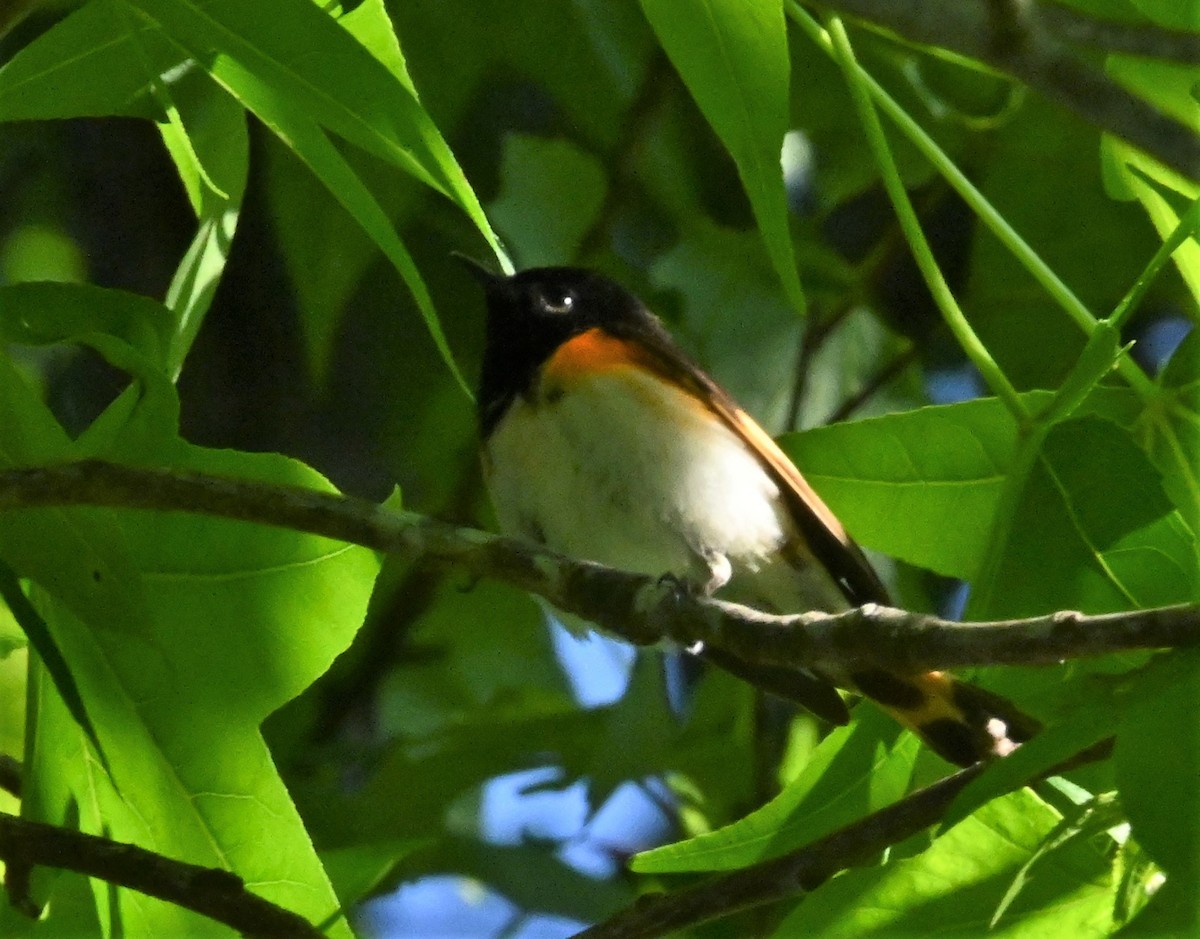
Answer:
top-left (575, 765), bottom-right (982, 939)
top-left (573, 738), bottom-right (1113, 939)
top-left (804, 0), bottom-right (1200, 184)
top-left (1040, 2), bottom-right (1200, 63)
top-left (0, 811), bottom-right (324, 938)
top-left (1, 460), bottom-right (1198, 678)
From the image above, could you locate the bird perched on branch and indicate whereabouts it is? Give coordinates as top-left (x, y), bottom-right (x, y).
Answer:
top-left (466, 261), bottom-right (1038, 766)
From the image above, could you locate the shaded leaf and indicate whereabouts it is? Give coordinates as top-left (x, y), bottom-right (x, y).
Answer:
top-left (0, 0), bottom-right (171, 121)
top-left (639, 0), bottom-right (804, 311)
top-left (490, 135), bottom-right (607, 268)
top-left (1117, 652), bottom-right (1200, 889)
top-left (971, 416), bottom-right (1197, 618)
top-left (633, 707), bottom-right (917, 873)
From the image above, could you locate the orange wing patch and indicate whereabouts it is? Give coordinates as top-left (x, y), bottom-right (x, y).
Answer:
top-left (542, 328), bottom-right (653, 392)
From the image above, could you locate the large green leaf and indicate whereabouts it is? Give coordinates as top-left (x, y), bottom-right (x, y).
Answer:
top-left (0, 0), bottom-right (172, 120)
top-left (639, 0), bottom-right (805, 312)
top-left (777, 789), bottom-right (1114, 936)
top-left (971, 416), bottom-right (1198, 619)
top-left (123, 0), bottom-right (502, 259)
top-left (0, 330), bottom-right (379, 933)
top-left (1116, 651), bottom-right (1200, 933)
top-left (633, 708), bottom-right (917, 873)
top-left (779, 397), bottom-right (1026, 580)
top-left (0, 350), bottom-right (156, 642)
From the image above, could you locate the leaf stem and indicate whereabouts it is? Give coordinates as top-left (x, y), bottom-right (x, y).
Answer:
top-left (786, 4), bottom-right (1157, 401)
top-left (825, 16), bottom-right (1029, 422)
top-left (1110, 193), bottom-right (1200, 332)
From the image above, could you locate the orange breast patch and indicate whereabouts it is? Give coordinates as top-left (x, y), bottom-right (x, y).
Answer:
top-left (542, 328), bottom-right (649, 391)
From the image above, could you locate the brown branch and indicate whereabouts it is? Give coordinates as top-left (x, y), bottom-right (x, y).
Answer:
top-left (0, 462), bottom-right (1165, 936)
top-left (0, 811), bottom-right (324, 938)
top-left (575, 765), bottom-right (982, 939)
top-left (574, 737), bottom-right (1113, 939)
top-left (1041, 2), bottom-right (1200, 63)
top-left (804, 0), bottom-right (1200, 183)
top-left (1, 461), bottom-right (1199, 678)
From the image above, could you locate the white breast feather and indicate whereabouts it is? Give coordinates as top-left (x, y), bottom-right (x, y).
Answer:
top-left (485, 368), bottom-right (792, 587)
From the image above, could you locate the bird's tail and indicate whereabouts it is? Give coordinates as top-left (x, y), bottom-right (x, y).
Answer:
top-left (850, 668), bottom-right (1041, 766)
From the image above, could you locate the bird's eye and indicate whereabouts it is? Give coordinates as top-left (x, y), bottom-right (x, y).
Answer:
top-left (539, 289), bottom-right (575, 315)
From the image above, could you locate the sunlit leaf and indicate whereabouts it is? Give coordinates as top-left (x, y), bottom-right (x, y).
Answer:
top-left (777, 789), bottom-right (1114, 936)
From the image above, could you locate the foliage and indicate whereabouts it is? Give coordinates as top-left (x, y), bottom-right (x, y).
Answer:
top-left (0, 0), bottom-right (1197, 936)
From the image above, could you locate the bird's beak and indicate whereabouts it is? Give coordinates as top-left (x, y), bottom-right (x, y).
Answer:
top-left (453, 252), bottom-right (503, 291)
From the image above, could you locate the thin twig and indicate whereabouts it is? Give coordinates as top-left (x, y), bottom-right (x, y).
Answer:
top-left (0, 811), bottom-right (324, 938)
top-left (825, 344), bottom-right (919, 423)
top-left (806, 0), bottom-right (1200, 183)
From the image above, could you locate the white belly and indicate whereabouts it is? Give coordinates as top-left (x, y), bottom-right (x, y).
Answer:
top-left (484, 367), bottom-right (793, 589)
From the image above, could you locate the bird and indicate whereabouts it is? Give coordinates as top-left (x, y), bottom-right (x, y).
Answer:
top-left (465, 261), bottom-right (1038, 766)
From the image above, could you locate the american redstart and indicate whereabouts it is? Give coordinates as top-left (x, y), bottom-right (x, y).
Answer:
top-left (466, 261), bottom-right (1038, 766)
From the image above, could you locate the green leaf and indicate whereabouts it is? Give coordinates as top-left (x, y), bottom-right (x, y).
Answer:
top-left (1104, 137), bottom-right (1200, 309)
top-left (490, 135), bottom-right (607, 268)
top-left (155, 69), bottom-right (249, 378)
top-left (337, 0), bottom-right (418, 94)
top-left (123, 0), bottom-right (504, 263)
top-left (639, 0), bottom-right (805, 312)
top-left (175, 51), bottom-right (467, 392)
top-left (651, 219), bottom-right (804, 426)
top-left (1101, 52), bottom-right (1200, 309)
top-left (942, 702), bottom-right (1117, 833)
top-left (972, 416), bottom-right (1198, 618)
top-left (777, 789), bottom-right (1114, 936)
top-left (320, 840), bottom-right (428, 909)
top-left (0, 0), bottom-right (171, 121)
top-left (0, 350), bottom-right (158, 642)
top-left (1117, 652), bottom-right (1200, 890)
top-left (967, 99), bottom-right (1151, 390)
top-left (262, 137), bottom-right (384, 383)
top-left (633, 707), bottom-right (917, 873)
top-left (779, 397), bottom-right (1029, 580)
top-left (1125, 0), bottom-right (1200, 29)
top-left (0, 562), bottom-right (106, 768)
top-left (0, 282), bottom-right (175, 368)
top-left (1, 364), bottom-right (380, 933)
top-left (23, 450), bottom-right (378, 934)
top-left (1137, 330), bottom-right (1200, 540)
